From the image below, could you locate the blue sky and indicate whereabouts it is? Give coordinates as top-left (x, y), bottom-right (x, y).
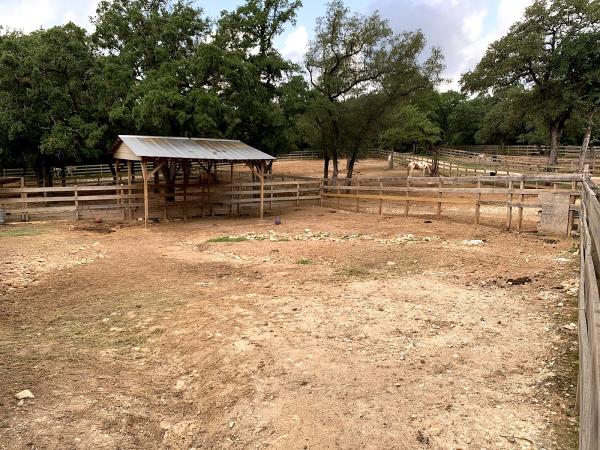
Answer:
top-left (0, 0), bottom-right (533, 90)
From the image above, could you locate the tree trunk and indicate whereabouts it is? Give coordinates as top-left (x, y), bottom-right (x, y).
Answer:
top-left (579, 112), bottom-right (594, 173)
top-left (332, 155), bottom-right (339, 180)
top-left (548, 124), bottom-right (561, 166)
top-left (346, 154), bottom-right (356, 179)
top-left (161, 162), bottom-right (178, 202)
top-left (323, 154), bottom-right (330, 179)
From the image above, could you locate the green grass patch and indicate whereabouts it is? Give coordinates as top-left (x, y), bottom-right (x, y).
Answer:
top-left (337, 266), bottom-right (370, 277)
top-left (0, 227), bottom-right (43, 238)
top-left (296, 258), bottom-right (313, 265)
top-left (206, 236), bottom-right (248, 243)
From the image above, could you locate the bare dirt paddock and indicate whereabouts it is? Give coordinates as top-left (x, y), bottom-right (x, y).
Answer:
top-left (0, 207), bottom-right (580, 449)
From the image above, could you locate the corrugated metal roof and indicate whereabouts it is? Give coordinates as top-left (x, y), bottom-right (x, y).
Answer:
top-left (116, 135), bottom-right (275, 161)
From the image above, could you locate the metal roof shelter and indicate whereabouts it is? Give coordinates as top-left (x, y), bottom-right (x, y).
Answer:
top-left (113, 135), bottom-right (276, 162)
top-left (112, 135), bottom-right (275, 227)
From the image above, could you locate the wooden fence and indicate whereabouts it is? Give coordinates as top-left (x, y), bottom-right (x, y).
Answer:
top-left (578, 178), bottom-right (600, 449)
top-left (0, 151), bottom-right (323, 183)
top-left (443, 144), bottom-right (596, 159)
top-left (322, 173), bottom-right (581, 233)
top-left (0, 179), bottom-right (322, 222)
top-left (390, 149), bottom-right (594, 176)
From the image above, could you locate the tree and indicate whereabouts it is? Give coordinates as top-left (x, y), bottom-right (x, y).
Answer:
top-left (305, 0), bottom-right (443, 179)
top-left (0, 24), bottom-right (103, 185)
top-left (214, 0), bottom-right (308, 157)
top-left (92, 0), bottom-right (210, 189)
top-left (381, 105), bottom-right (441, 152)
top-left (560, 30), bottom-right (600, 170)
top-left (462, 0), bottom-right (600, 164)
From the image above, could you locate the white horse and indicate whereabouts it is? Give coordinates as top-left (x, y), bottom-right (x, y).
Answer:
top-left (407, 161), bottom-right (432, 177)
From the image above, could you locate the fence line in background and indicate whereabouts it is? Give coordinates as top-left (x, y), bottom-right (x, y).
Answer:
top-left (391, 150), bottom-right (593, 175)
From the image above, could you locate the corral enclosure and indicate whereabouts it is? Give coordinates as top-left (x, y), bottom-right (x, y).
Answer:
top-left (1, 156), bottom-right (599, 449)
top-left (0, 208), bottom-right (580, 448)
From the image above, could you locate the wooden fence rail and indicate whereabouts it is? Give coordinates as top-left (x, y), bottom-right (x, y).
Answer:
top-left (578, 179), bottom-right (600, 449)
top-left (0, 180), bottom-right (322, 222)
top-left (391, 151), bottom-right (593, 176)
top-left (322, 174), bottom-right (581, 233)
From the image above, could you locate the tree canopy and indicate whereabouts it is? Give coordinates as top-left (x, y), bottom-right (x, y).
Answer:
top-left (0, 0), bottom-right (599, 182)
top-left (462, 0), bottom-right (600, 164)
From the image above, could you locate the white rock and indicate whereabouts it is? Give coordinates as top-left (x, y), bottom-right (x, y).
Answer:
top-left (175, 379), bottom-right (186, 391)
top-left (462, 239), bottom-right (484, 246)
top-left (15, 390), bottom-right (34, 400)
top-left (386, 261), bottom-right (396, 266)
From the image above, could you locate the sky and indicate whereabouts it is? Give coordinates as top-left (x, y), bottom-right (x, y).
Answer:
top-left (0, 0), bottom-right (534, 90)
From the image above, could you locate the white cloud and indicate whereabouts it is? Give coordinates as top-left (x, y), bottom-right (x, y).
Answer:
top-left (369, 0), bottom-right (533, 91)
top-left (281, 25), bottom-right (309, 63)
top-left (0, 0), bottom-right (99, 32)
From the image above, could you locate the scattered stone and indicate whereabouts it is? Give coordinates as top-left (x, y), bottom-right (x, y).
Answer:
top-left (506, 276), bottom-right (532, 286)
top-left (229, 421), bottom-right (236, 429)
top-left (462, 239), bottom-right (485, 246)
top-left (416, 430), bottom-right (430, 445)
top-left (562, 323), bottom-right (577, 331)
top-left (17, 400), bottom-right (24, 406)
top-left (15, 390), bottom-right (34, 400)
top-left (175, 379), bottom-right (186, 391)
top-left (386, 261), bottom-right (396, 266)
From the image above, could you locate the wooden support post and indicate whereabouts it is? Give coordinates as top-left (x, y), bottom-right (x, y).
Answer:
top-left (296, 181), bottom-right (300, 207)
top-left (140, 160), bottom-right (165, 229)
top-left (259, 161), bottom-right (265, 219)
top-left (270, 183), bottom-right (273, 210)
top-left (517, 180), bottom-right (525, 231)
top-left (567, 180), bottom-right (577, 236)
top-left (475, 179), bottom-right (481, 224)
top-left (120, 186), bottom-right (125, 220)
top-left (163, 184), bottom-right (168, 221)
top-left (356, 180), bottom-right (360, 212)
top-left (230, 183), bottom-right (234, 215)
top-left (141, 161), bottom-right (149, 229)
top-left (74, 185), bottom-right (79, 221)
top-left (127, 161), bottom-right (132, 222)
top-left (20, 177), bottom-right (28, 222)
top-left (230, 162), bottom-right (234, 183)
top-left (319, 180), bottom-right (323, 207)
top-left (506, 180), bottom-right (513, 230)
top-left (183, 161), bottom-right (189, 221)
top-left (378, 178), bottom-right (383, 214)
top-left (405, 178), bottom-right (410, 217)
top-left (437, 179), bottom-right (442, 219)
top-left (114, 159), bottom-right (120, 185)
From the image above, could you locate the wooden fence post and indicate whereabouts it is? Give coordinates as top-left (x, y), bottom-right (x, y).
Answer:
top-left (378, 178), bottom-right (383, 214)
top-left (356, 180), bottom-right (360, 212)
top-left (506, 180), bottom-right (513, 230)
top-left (20, 177), bottom-right (28, 222)
top-left (437, 179), bottom-right (442, 219)
top-left (405, 178), bottom-right (410, 217)
top-left (475, 179), bottom-right (481, 225)
top-left (516, 180), bottom-right (525, 231)
top-left (319, 180), bottom-right (323, 207)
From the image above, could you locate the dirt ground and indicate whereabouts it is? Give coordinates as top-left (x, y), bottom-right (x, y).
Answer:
top-left (0, 207), bottom-right (580, 449)
top-left (273, 158), bottom-right (397, 179)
